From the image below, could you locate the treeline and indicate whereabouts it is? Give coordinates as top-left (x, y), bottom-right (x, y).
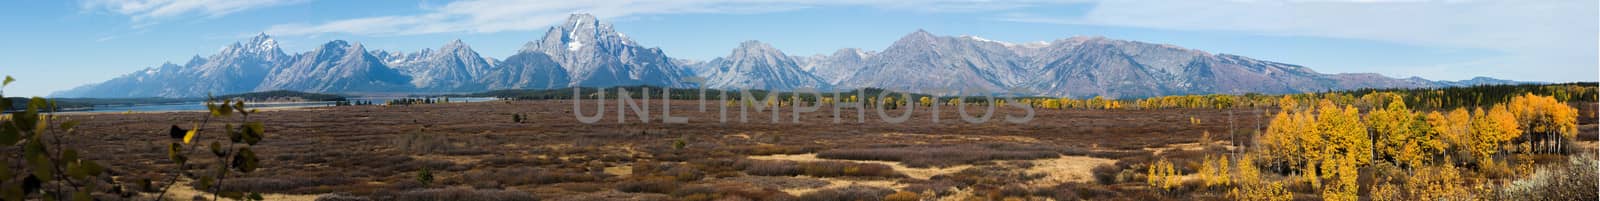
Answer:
top-left (213, 90), bottom-right (347, 102)
top-left (466, 83), bottom-right (1596, 112)
top-left (1027, 82), bottom-right (1596, 110)
top-left (4, 97), bottom-right (190, 111)
top-left (1341, 82), bottom-right (1596, 110)
top-left (4, 90), bottom-right (352, 112)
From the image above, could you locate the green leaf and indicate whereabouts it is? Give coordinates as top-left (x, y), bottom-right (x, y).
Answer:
top-left (221, 191), bottom-right (246, 199)
top-left (197, 175), bottom-right (214, 191)
top-left (227, 124), bottom-right (242, 143)
top-left (67, 162), bottom-right (87, 180)
top-left (210, 141), bottom-right (225, 157)
top-left (24, 140), bottom-right (51, 180)
top-left (3, 76), bottom-right (14, 87)
top-left (243, 122), bottom-right (264, 145)
top-left (233, 147), bottom-right (260, 173)
top-left (0, 159), bottom-right (10, 181)
top-left (234, 100), bottom-right (247, 115)
top-left (80, 160), bottom-right (103, 177)
top-left (71, 190), bottom-right (91, 201)
top-left (249, 192), bottom-right (265, 200)
top-left (167, 143), bottom-right (186, 165)
top-left (14, 100), bottom-right (37, 132)
top-left (61, 149), bottom-right (78, 163)
top-left (2, 183), bottom-right (23, 201)
top-left (59, 120), bottom-right (78, 132)
top-left (206, 101), bottom-right (219, 116)
top-left (0, 124), bottom-right (20, 145)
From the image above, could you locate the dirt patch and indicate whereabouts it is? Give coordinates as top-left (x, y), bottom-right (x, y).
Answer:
top-left (142, 179), bottom-right (322, 201)
top-left (1021, 155), bottom-right (1118, 187)
top-left (783, 177), bottom-right (903, 196)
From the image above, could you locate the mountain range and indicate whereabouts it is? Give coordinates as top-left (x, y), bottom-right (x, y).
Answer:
top-left (52, 14), bottom-right (1522, 98)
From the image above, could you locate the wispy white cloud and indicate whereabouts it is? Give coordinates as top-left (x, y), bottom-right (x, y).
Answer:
top-left (263, 0), bottom-right (1088, 36)
top-left (996, 0), bottom-right (1598, 81)
top-left (81, 0), bottom-right (307, 26)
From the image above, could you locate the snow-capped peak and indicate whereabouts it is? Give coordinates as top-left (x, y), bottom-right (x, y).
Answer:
top-left (246, 33), bottom-right (279, 52)
top-left (961, 35), bottom-right (1012, 46)
top-left (443, 39), bottom-right (467, 49)
top-left (1018, 41), bottom-right (1052, 48)
top-left (567, 40), bottom-right (584, 51)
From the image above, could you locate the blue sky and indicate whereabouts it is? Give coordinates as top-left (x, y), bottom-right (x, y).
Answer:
top-left (0, 0), bottom-right (1594, 97)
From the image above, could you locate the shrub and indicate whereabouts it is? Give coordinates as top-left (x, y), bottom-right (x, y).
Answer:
top-left (932, 166), bottom-right (1044, 188)
top-left (732, 144), bottom-right (818, 155)
top-left (670, 183), bottom-right (793, 201)
top-left (800, 161), bottom-right (901, 178)
top-left (416, 167), bottom-right (434, 187)
top-left (740, 159), bottom-right (801, 176)
top-left (385, 188), bottom-right (536, 201)
top-left (616, 177), bottom-right (680, 194)
top-left (314, 193), bottom-right (372, 201)
top-left (219, 177), bottom-right (356, 194)
top-left (395, 128), bottom-right (451, 154)
top-left (1229, 181), bottom-right (1292, 201)
top-left (738, 159), bottom-right (901, 178)
top-left (1496, 155), bottom-right (1598, 200)
top-left (796, 186), bottom-right (894, 201)
top-left (1045, 182), bottom-right (1121, 201)
top-left (883, 191), bottom-right (920, 201)
top-left (1090, 164), bottom-right (1120, 185)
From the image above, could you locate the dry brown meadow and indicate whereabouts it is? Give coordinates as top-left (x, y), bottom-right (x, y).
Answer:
top-left (57, 100), bottom-right (1598, 200)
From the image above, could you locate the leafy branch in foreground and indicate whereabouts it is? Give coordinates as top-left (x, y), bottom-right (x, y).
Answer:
top-left (155, 96), bottom-right (267, 201)
top-left (0, 75), bottom-right (121, 201)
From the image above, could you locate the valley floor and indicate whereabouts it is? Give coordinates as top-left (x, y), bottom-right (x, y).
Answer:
top-left (45, 100), bottom-right (1598, 200)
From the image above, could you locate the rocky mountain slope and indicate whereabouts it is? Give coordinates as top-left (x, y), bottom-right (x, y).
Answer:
top-left (54, 14), bottom-right (1521, 98)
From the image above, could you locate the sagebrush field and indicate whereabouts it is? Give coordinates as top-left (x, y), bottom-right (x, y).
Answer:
top-left (4, 84), bottom-right (1597, 201)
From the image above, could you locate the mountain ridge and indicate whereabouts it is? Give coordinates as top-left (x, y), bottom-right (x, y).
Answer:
top-left (51, 14), bottom-right (1526, 99)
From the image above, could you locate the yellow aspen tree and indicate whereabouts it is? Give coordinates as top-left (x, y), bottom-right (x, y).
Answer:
top-left (1407, 163), bottom-right (1465, 200)
top-left (1319, 156), bottom-right (1359, 201)
top-left (1371, 176), bottom-right (1403, 201)
top-left (1316, 101), bottom-right (1370, 166)
top-left (1508, 93), bottom-right (1579, 153)
top-left (1262, 111), bottom-right (1296, 164)
top-left (1214, 156), bottom-right (1232, 187)
top-left (1147, 158), bottom-right (1180, 193)
top-left (1369, 101), bottom-right (1440, 168)
top-left (1235, 154), bottom-right (1261, 186)
top-left (1200, 155), bottom-right (1218, 186)
top-left (1278, 95), bottom-right (1299, 111)
top-left (1468, 106), bottom-right (1520, 166)
top-left (1428, 109), bottom-right (1473, 154)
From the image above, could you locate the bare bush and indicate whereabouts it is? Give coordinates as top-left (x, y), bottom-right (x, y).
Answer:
top-left (737, 159), bottom-right (902, 178)
top-left (736, 160), bottom-right (801, 176)
top-left (376, 187), bottom-right (536, 201)
top-left (796, 186), bottom-right (894, 201)
top-left (1090, 164), bottom-right (1121, 185)
top-left (1494, 155), bottom-right (1599, 200)
top-left (616, 177), bottom-right (681, 194)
